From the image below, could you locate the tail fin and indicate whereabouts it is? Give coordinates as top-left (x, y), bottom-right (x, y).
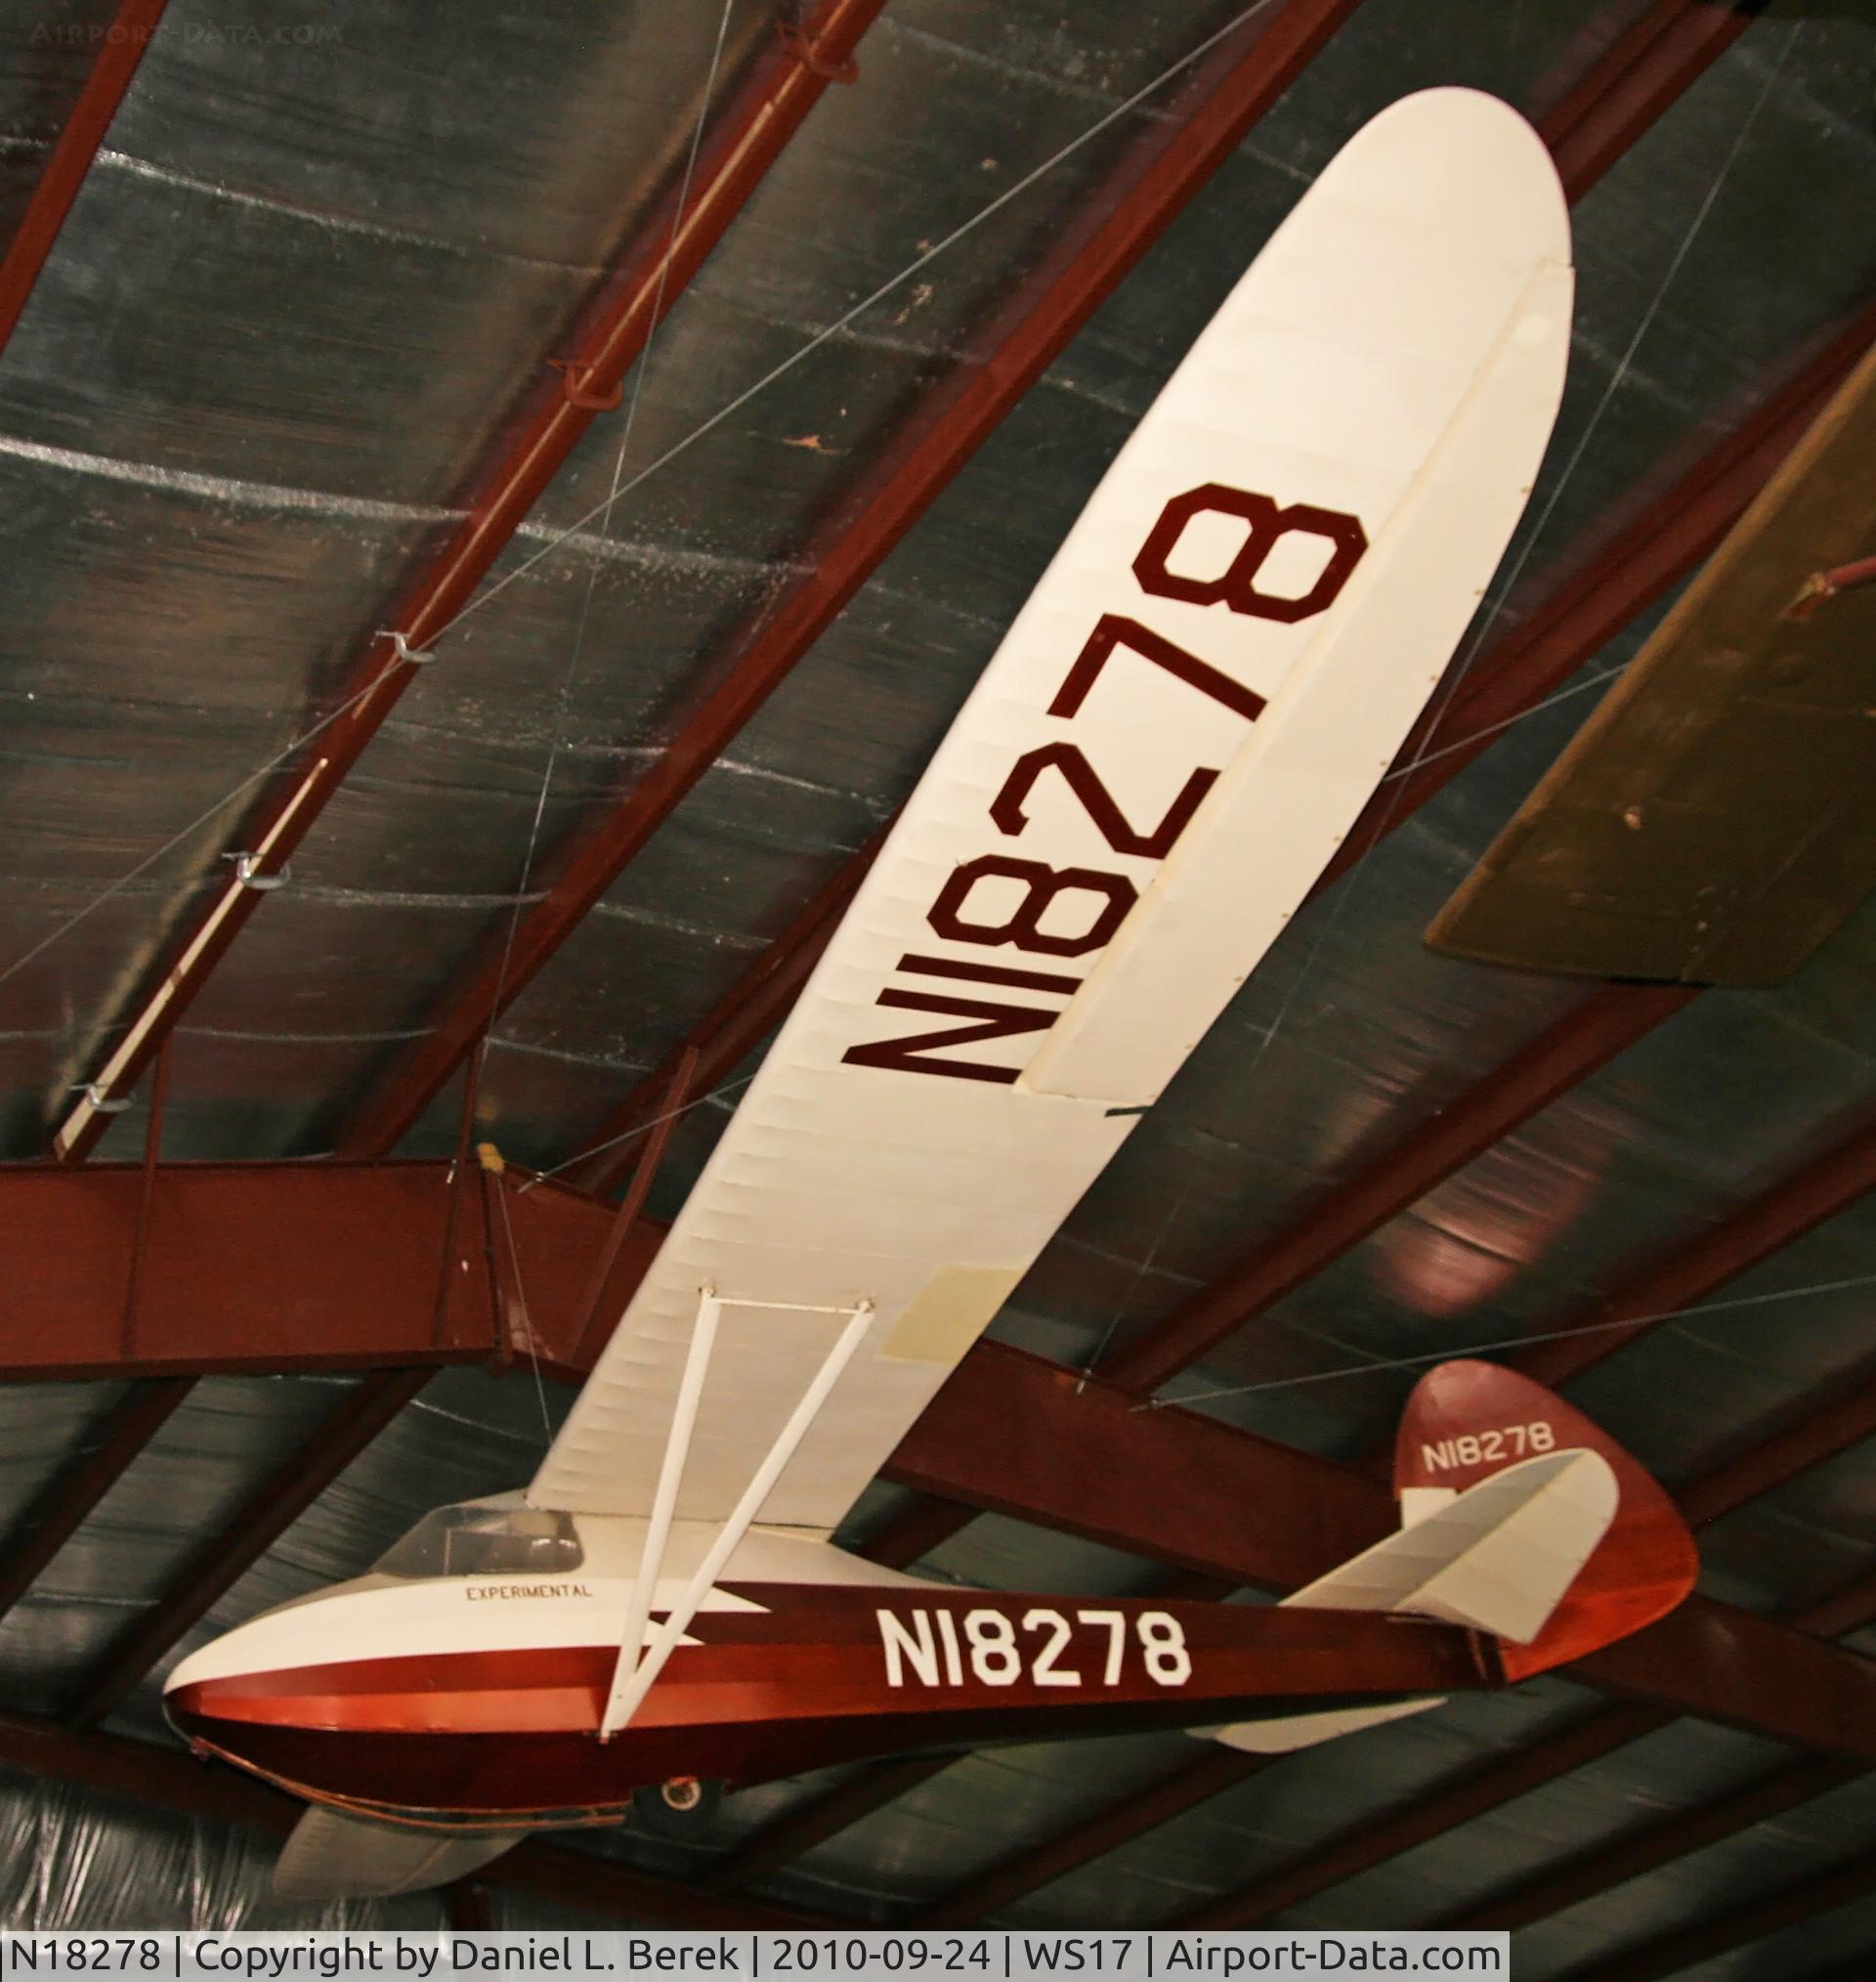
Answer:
top-left (1395, 1357), bottom-right (1697, 1680)
top-left (1202, 1358), bottom-right (1697, 1754)
top-left (1207, 1444), bottom-right (1617, 1755)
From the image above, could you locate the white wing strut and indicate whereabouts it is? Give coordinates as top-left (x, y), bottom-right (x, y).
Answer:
top-left (598, 1294), bottom-right (874, 1742)
top-left (605, 1286), bottom-right (725, 1740)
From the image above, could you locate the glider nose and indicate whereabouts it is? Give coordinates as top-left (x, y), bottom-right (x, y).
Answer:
top-left (161, 1620), bottom-right (345, 1800)
top-left (165, 1619), bottom-right (254, 1698)
top-left (162, 1619), bottom-right (288, 1745)
top-left (164, 1638), bottom-right (239, 1745)
top-left (163, 1640), bottom-right (215, 1702)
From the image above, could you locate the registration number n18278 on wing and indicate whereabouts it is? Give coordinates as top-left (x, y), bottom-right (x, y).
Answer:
top-left (875, 1606), bottom-right (1190, 1690)
top-left (841, 482), bottom-right (1366, 1086)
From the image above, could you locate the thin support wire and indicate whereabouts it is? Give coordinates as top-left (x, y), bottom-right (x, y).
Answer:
top-left (475, 0), bottom-right (741, 1097)
top-left (427, 0), bottom-right (1284, 649)
top-left (0, 0), bottom-right (1283, 1003)
top-left (1146, 1268), bottom-right (1876, 1413)
top-left (519, 1070), bottom-right (756, 1191)
top-left (1073, 36), bottom-right (1795, 1392)
top-left (490, 1168), bottom-right (555, 1444)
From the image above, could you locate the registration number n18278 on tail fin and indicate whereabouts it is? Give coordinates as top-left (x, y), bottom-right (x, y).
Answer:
top-left (1421, 1422), bottom-right (1556, 1471)
top-left (875, 1606), bottom-right (1191, 1690)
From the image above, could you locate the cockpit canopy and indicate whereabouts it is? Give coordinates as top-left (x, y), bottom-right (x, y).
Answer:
top-left (373, 1501), bottom-right (582, 1580)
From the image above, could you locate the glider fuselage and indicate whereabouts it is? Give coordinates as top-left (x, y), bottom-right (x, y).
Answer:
top-left (165, 1513), bottom-right (1492, 1831)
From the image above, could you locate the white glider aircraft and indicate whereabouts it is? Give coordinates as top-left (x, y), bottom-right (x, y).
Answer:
top-left (163, 90), bottom-right (1700, 1901)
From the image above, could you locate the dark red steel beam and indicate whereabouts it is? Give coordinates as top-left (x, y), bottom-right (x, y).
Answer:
top-left (1444, 1750), bottom-right (1866, 1934)
top-left (1101, 983), bottom-right (1696, 1394)
top-left (0, 1708), bottom-right (823, 1929)
top-left (0, 0), bottom-right (170, 356)
top-left (0, 1378), bottom-right (193, 1624)
top-left (0, 1160), bottom-right (661, 1382)
top-left (916, 1749), bottom-right (1272, 1929)
top-left (1537, 0), bottom-right (1764, 203)
top-left (880, 1342), bottom-right (1387, 1588)
top-left (64, 1367), bottom-right (430, 1727)
top-left (913, 1360), bottom-right (1876, 1924)
top-left (14, 1172), bottom-right (1873, 1749)
top-left (1178, 1590), bottom-right (1876, 1932)
top-left (1589, 1844), bottom-right (1876, 1982)
top-left (860, 1493), bottom-right (977, 1572)
top-left (706, 1756), bottom-right (953, 1892)
top-left (1515, 1111), bottom-right (1876, 1392)
top-left (570, 1048), bottom-right (696, 1363)
top-left (446, 1883), bottom-right (493, 1934)
top-left (1678, 1357), bottom-right (1876, 1529)
top-left (1578, 1584), bottom-right (1876, 1750)
top-left (1315, 302), bottom-right (1876, 903)
top-left (332, 0), bottom-right (1371, 1162)
top-left (47, 0), bottom-right (888, 1163)
top-left (1799, 1562), bottom-right (1876, 1641)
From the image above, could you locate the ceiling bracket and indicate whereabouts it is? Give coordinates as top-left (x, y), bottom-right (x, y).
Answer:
top-left (69, 1082), bottom-right (130, 1116)
top-left (225, 852), bottom-right (290, 892)
top-left (380, 628), bottom-right (435, 667)
top-left (547, 358), bottom-right (623, 412)
top-left (776, 18), bottom-right (859, 84)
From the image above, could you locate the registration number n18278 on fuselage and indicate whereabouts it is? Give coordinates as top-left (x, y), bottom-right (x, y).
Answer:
top-left (875, 1604), bottom-right (1191, 1690)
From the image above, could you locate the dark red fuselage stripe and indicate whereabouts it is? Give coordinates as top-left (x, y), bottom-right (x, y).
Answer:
top-left (168, 1588), bottom-right (1494, 1819)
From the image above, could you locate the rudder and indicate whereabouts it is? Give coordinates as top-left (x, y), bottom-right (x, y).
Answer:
top-left (1395, 1358), bottom-right (1697, 1679)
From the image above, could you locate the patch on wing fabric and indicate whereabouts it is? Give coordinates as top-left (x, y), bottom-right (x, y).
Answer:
top-left (879, 1264), bottom-right (1027, 1364)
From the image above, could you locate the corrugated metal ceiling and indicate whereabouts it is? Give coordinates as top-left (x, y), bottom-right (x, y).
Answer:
top-left (0, 0), bottom-right (1872, 1968)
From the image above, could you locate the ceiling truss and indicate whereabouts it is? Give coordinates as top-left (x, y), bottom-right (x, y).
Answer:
top-left (0, 0), bottom-right (1869, 1967)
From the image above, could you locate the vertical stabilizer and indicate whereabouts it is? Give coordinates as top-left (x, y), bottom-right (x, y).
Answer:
top-left (1395, 1359), bottom-right (1697, 1679)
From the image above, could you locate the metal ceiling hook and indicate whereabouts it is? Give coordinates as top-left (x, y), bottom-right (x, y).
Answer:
top-left (776, 17), bottom-right (858, 83)
top-left (548, 358), bottom-right (623, 412)
top-left (224, 852), bottom-right (290, 891)
top-left (380, 628), bottom-right (435, 667)
top-left (70, 1081), bottom-right (131, 1114)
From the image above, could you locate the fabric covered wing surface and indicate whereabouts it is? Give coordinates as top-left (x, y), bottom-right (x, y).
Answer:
top-left (529, 89), bottom-right (1572, 1530)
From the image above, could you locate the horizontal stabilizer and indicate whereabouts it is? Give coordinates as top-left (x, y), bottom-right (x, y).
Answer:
top-left (1285, 1447), bottom-right (1617, 1642)
top-left (1202, 1697), bottom-right (1446, 1754)
top-left (273, 1806), bottom-right (530, 1900)
top-left (1200, 1448), bottom-right (1616, 1757)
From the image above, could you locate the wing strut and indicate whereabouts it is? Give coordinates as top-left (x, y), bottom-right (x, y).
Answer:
top-left (598, 1291), bottom-right (874, 1742)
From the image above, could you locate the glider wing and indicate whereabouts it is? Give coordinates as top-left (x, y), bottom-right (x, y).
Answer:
top-left (530, 89), bottom-right (1573, 1530)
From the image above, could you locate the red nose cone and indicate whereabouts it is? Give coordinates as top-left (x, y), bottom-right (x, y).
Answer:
top-left (162, 1684), bottom-right (220, 1751)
